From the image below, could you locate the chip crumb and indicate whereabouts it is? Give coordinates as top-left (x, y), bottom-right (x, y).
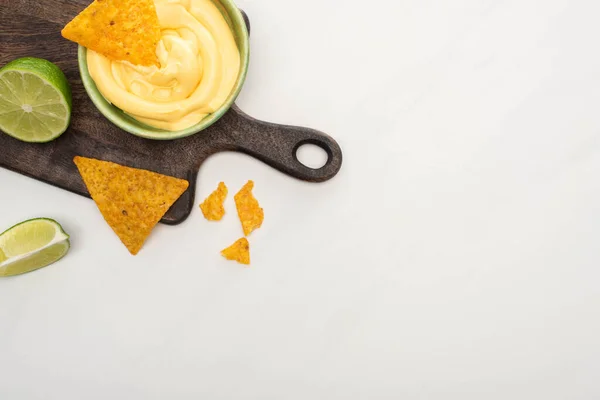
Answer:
top-left (200, 182), bottom-right (228, 221)
top-left (221, 238), bottom-right (250, 265)
top-left (61, 0), bottom-right (161, 66)
top-left (73, 156), bottom-right (189, 255)
top-left (234, 180), bottom-right (264, 236)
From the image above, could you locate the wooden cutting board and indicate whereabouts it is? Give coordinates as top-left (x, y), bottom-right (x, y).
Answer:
top-left (0, 0), bottom-right (343, 224)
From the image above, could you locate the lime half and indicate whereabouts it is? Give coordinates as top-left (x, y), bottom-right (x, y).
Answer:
top-left (0, 57), bottom-right (72, 143)
top-left (0, 218), bottom-right (70, 277)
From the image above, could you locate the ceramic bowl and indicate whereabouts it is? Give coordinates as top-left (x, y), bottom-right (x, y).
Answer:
top-left (78, 0), bottom-right (249, 140)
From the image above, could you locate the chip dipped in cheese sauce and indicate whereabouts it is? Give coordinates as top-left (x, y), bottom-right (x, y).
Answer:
top-left (87, 0), bottom-right (241, 131)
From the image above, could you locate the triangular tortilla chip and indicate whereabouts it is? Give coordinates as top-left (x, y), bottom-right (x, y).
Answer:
top-left (234, 180), bottom-right (264, 236)
top-left (73, 156), bottom-right (189, 255)
top-left (61, 0), bottom-right (161, 66)
top-left (200, 182), bottom-right (228, 221)
top-left (221, 238), bottom-right (250, 265)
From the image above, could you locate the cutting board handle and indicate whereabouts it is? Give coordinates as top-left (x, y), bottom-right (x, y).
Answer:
top-left (221, 105), bottom-right (343, 182)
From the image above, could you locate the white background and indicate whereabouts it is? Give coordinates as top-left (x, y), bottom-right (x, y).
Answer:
top-left (1, 0), bottom-right (600, 398)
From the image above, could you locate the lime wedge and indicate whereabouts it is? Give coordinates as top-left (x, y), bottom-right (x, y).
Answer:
top-left (0, 218), bottom-right (70, 277)
top-left (0, 57), bottom-right (72, 143)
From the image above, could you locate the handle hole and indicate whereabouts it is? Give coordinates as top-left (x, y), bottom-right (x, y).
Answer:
top-left (295, 143), bottom-right (329, 170)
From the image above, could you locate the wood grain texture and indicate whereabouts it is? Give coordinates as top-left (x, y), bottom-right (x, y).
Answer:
top-left (0, 1), bottom-right (343, 224)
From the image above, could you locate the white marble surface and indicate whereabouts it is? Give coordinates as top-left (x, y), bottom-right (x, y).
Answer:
top-left (1, 0), bottom-right (600, 398)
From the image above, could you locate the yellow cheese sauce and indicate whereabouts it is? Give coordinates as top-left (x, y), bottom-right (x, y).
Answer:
top-left (87, 0), bottom-right (241, 131)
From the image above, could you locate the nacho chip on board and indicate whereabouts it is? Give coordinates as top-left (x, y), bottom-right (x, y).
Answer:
top-left (200, 182), bottom-right (228, 221)
top-left (221, 238), bottom-right (250, 265)
top-left (234, 180), bottom-right (264, 236)
top-left (73, 156), bottom-right (189, 255)
top-left (61, 0), bottom-right (161, 66)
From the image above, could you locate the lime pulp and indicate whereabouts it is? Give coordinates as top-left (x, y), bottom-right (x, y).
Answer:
top-left (0, 218), bottom-right (70, 277)
top-left (0, 57), bottom-right (72, 143)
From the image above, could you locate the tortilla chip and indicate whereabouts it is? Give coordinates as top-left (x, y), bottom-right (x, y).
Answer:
top-left (61, 0), bottom-right (161, 66)
top-left (221, 238), bottom-right (250, 265)
top-left (200, 182), bottom-right (228, 221)
top-left (73, 156), bottom-right (189, 255)
top-left (234, 180), bottom-right (264, 236)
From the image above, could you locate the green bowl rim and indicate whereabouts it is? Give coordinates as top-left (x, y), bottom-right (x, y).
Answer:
top-left (77, 0), bottom-right (249, 141)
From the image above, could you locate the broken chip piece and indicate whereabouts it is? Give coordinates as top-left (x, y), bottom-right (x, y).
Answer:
top-left (221, 237), bottom-right (250, 265)
top-left (200, 182), bottom-right (228, 221)
top-left (234, 180), bottom-right (264, 236)
top-left (73, 156), bottom-right (189, 255)
top-left (61, 0), bottom-right (161, 66)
